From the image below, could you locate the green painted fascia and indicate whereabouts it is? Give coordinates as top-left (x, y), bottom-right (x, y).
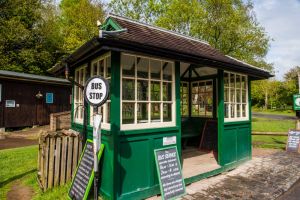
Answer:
top-left (224, 121), bottom-right (251, 126)
top-left (217, 69), bottom-right (225, 166)
top-left (101, 17), bottom-right (123, 31)
top-left (110, 51), bottom-right (121, 200)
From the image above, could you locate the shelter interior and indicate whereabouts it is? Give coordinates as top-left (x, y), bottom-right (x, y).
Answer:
top-left (180, 62), bottom-right (220, 178)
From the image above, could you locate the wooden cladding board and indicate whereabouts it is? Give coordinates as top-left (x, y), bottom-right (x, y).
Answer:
top-left (38, 134), bottom-right (83, 191)
top-left (69, 141), bottom-right (104, 200)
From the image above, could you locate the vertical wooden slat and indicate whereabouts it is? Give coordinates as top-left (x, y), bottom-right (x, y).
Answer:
top-left (44, 137), bottom-right (49, 191)
top-left (40, 137), bottom-right (45, 189)
top-left (78, 139), bottom-right (83, 161)
top-left (66, 136), bottom-right (73, 181)
top-left (47, 137), bottom-right (55, 189)
top-left (54, 137), bottom-right (61, 186)
top-left (72, 136), bottom-right (79, 177)
top-left (60, 136), bottom-right (67, 184)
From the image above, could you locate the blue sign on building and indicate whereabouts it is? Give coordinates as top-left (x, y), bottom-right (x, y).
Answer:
top-left (46, 93), bottom-right (54, 104)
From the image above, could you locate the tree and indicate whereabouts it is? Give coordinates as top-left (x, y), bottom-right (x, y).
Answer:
top-left (59, 0), bottom-right (105, 53)
top-left (109, 0), bottom-right (272, 71)
top-left (0, 0), bottom-right (62, 74)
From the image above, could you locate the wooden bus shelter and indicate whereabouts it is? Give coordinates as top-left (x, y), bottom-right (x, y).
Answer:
top-left (50, 14), bottom-right (272, 200)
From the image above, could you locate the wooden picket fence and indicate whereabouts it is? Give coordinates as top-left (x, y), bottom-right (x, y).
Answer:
top-left (37, 130), bottom-right (83, 191)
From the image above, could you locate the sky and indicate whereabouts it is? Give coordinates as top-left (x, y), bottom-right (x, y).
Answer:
top-left (252, 0), bottom-right (300, 80)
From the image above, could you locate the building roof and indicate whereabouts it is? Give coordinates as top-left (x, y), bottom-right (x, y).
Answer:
top-left (0, 70), bottom-right (70, 85)
top-left (50, 14), bottom-right (272, 79)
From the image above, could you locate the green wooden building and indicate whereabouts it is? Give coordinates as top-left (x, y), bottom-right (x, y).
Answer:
top-left (50, 14), bottom-right (272, 200)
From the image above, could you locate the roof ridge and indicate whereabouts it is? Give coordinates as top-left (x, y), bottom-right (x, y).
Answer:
top-left (0, 70), bottom-right (69, 82)
top-left (107, 13), bottom-right (210, 46)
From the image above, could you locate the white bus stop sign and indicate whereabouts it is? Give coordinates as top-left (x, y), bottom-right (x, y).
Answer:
top-left (84, 76), bottom-right (109, 106)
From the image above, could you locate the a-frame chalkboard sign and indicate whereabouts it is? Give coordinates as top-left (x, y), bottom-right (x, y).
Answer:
top-left (286, 129), bottom-right (300, 153)
top-left (154, 146), bottom-right (186, 200)
top-left (68, 140), bottom-right (104, 200)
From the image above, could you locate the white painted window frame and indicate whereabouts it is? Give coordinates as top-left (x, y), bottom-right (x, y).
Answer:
top-left (74, 65), bottom-right (87, 124)
top-left (120, 53), bottom-right (176, 130)
top-left (191, 79), bottom-right (214, 118)
top-left (89, 52), bottom-right (111, 130)
top-left (224, 71), bottom-right (249, 122)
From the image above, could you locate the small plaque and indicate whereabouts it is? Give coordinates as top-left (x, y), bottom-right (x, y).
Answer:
top-left (46, 93), bottom-right (53, 104)
top-left (163, 136), bottom-right (176, 146)
top-left (5, 100), bottom-right (15, 107)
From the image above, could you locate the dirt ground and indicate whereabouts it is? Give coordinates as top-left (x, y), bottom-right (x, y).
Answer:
top-left (6, 182), bottom-right (34, 200)
top-left (0, 125), bottom-right (49, 150)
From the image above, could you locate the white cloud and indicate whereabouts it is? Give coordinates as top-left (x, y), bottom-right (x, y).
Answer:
top-left (253, 0), bottom-right (300, 80)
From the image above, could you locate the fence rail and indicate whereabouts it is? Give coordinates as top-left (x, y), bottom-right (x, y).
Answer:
top-left (37, 130), bottom-right (82, 191)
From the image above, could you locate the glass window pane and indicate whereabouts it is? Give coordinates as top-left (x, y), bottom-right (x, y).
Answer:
top-left (230, 73), bottom-right (235, 88)
top-left (242, 104), bottom-right (247, 117)
top-left (163, 103), bottom-right (172, 122)
top-left (122, 55), bottom-right (135, 77)
top-left (106, 56), bottom-right (111, 78)
top-left (206, 95), bottom-right (213, 117)
top-left (137, 80), bottom-right (148, 101)
top-left (224, 73), bottom-right (229, 87)
top-left (242, 90), bottom-right (247, 103)
top-left (151, 103), bottom-right (161, 122)
top-left (236, 89), bottom-right (241, 103)
top-left (236, 75), bottom-right (241, 88)
top-left (242, 76), bottom-right (246, 89)
top-left (122, 103), bottom-right (135, 124)
top-left (163, 82), bottom-right (172, 101)
top-left (224, 103), bottom-right (229, 118)
top-left (230, 104), bottom-right (235, 118)
top-left (205, 81), bottom-right (213, 92)
top-left (192, 104), bottom-right (199, 116)
top-left (163, 62), bottom-right (172, 81)
top-left (237, 104), bottom-right (241, 118)
top-left (137, 57), bottom-right (149, 78)
top-left (230, 89), bottom-right (235, 103)
top-left (192, 93), bottom-right (199, 105)
top-left (150, 59), bottom-right (161, 79)
top-left (99, 59), bottom-right (104, 76)
top-left (182, 104), bottom-right (189, 116)
top-left (224, 88), bottom-right (229, 102)
top-left (151, 81), bottom-right (161, 101)
top-left (137, 103), bottom-right (148, 123)
top-left (122, 79), bottom-right (135, 100)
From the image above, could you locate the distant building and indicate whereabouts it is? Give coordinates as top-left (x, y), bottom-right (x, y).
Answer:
top-left (0, 70), bottom-right (71, 130)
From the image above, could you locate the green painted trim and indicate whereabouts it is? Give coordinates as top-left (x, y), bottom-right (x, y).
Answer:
top-left (213, 78), bottom-right (217, 118)
top-left (175, 61), bottom-right (182, 160)
top-left (110, 51), bottom-right (121, 200)
top-left (120, 126), bottom-right (179, 136)
top-left (224, 121), bottom-right (251, 126)
top-left (181, 74), bottom-right (218, 82)
top-left (101, 17), bottom-right (123, 31)
top-left (68, 141), bottom-right (105, 200)
top-left (71, 122), bottom-right (111, 135)
top-left (248, 78), bottom-right (252, 159)
top-left (217, 69), bottom-right (225, 166)
top-left (154, 146), bottom-right (186, 200)
top-left (184, 157), bottom-right (250, 184)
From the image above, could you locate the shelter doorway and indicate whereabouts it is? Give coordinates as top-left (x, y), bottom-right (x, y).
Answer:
top-left (180, 63), bottom-right (220, 179)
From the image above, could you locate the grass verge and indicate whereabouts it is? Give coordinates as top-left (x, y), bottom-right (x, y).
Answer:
top-left (252, 135), bottom-right (287, 150)
top-left (0, 145), bottom-right (70, 200)
top-left (252, 118), bottom-right (295, 132)
top-left (252, 108), bottom-right (295, 116)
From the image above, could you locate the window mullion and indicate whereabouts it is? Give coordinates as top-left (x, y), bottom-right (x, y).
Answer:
top-left (134, 57), bottom-right (138, 125)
